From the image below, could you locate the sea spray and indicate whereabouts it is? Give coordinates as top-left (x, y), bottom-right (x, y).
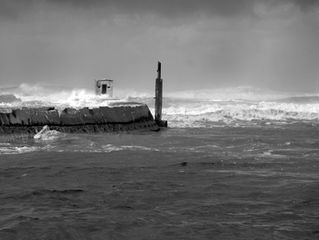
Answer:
top-left (1, 84), bottom-right (319, 127)
top-left (34, 126), bottom-right (63, 141)
top-left (162, 100), bottom-right (319, 127)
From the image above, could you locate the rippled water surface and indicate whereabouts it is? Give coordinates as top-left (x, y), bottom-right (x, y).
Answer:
top-left (1, 124), bottom-right (319, 239)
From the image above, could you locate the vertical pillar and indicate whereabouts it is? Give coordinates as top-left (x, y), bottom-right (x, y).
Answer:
top-left (155, 61), bottom-right (167, 127)
top-left (155, 61), bottom-right (162, 122)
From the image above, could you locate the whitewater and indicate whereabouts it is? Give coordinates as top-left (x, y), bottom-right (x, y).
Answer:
top-left (1, 84), bottom-right (319, 128)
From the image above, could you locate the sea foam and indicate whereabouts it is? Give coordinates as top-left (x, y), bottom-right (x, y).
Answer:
top-left (162, 100), bottom-right (319, 127)
top-left (1, 84), bottom-right (319, 127)
top-left (0, 83), bottom-right (146, 110)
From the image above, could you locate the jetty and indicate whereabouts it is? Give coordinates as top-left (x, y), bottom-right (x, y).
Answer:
top-left (0, 63), bottom-right (167, 134)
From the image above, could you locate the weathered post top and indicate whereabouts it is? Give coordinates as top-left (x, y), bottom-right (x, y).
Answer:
top-left (157, 61), bottom-right (161, 79)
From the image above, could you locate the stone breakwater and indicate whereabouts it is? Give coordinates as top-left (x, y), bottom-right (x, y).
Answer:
top-left (0, 103), bottom-right (159, 134)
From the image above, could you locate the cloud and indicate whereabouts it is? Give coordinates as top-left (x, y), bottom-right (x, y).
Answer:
top-left (1, 0), bottom-right (318, 24)
top-left (292, 0), bottom-right (319, 11)
top-left (0, 0), bottom-right (29, 21)
top-left (1, 0), bottom-right (319, 19)
top-left (0, 0), bottom-right (318, 92)
top-left (0, 0), bottom-right (288, 21)
top-left (40, 0), bottom-right (253, 18)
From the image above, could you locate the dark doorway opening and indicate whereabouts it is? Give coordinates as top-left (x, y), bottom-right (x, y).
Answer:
top-left (102, 84), bottom-right (107, 94)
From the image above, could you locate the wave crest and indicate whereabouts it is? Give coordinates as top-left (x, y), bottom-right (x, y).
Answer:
top-left (163, 101), bottom-right (319, 127)
top-left (1, 84), bottom-right (319, 128)
top-left (34, 126), bottom-right (63, 141)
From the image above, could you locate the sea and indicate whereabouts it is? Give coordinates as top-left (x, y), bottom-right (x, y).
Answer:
top-left (0, 84), bottom-right (318, 239)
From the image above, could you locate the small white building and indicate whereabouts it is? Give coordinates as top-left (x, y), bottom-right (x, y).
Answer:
top-left (95, 79), bottom-right (113, 97)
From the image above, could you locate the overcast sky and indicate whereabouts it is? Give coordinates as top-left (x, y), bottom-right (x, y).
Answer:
top-left (0, 0), bottom-right (318, 92)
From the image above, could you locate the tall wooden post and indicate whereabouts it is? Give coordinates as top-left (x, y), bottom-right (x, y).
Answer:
top-left (155, 61), bottom-right (162, 122)
top-left (155, 61), bottom-right (167, 127)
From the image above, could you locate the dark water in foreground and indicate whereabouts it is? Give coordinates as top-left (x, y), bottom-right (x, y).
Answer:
top-left (0, 125), bottom-right (319, 239)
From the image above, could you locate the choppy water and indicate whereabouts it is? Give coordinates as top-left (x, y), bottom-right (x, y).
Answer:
top-left (0, 85), bottom-right (319, 239)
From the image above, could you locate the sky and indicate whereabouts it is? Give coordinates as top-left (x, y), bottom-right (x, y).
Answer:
top-left (0, 0), bottom-right (318, 92)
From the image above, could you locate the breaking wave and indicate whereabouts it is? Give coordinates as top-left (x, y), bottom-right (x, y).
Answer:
top-left (0, 143), bottom-right (53, 155)
top-left (162, 100), bottom-right (319, 127)
top-left (34, 126), bottom-right (64, 141)
top-left (1, 84), bottom-right (319, 127)
top-left (90, 144), bottom-right (159, 153)
top-left (159, 87), bottom-right (319, 127)
top-left (0, 83), bottom-right (149, 110)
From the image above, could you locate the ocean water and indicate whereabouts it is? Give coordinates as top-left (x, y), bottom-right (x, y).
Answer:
top-left (0, 85), bottom-right (319, 239)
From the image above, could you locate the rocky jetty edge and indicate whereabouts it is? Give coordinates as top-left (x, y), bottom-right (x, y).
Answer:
top-left (0, 102), bottom-right (160, 134)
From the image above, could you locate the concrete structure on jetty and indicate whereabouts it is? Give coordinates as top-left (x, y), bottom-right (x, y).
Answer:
top-left (0, 62), bottom-right (167, 134)
top-left (95, 79), bottom-right (113, 97)
top-left (0, 103), bottom-right (159, 134)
